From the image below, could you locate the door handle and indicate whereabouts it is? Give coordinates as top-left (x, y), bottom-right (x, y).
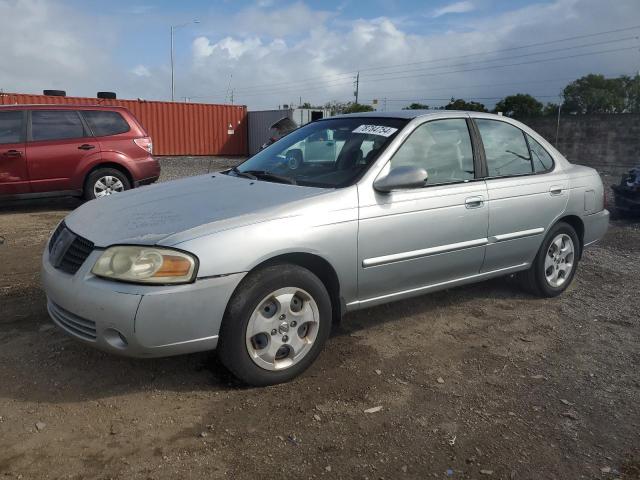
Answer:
top-left (78, 144), bottom-right (96, 150)
top-left (3, 149), bottom-right (22, 158)
top-left (465, 196), bottom-right (484, 209)
top-left (549, 185), bottom-right (563, 196)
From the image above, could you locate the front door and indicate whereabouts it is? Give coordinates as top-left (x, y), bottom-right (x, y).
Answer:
top-left (0, 110), bottom-right (29, 195)
top-left (357, 118), bottom-right (489, 304)
top-left (473, 117), bottom-right (569, 271)
top-left (27, 110), bottom-right (99, 193)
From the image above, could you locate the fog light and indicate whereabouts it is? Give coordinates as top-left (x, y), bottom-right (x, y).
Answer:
top-left (104, 328), bottom-right (128, 349)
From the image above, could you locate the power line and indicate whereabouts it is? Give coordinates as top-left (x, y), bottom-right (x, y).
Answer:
top-left (186, 24), bottom-right (640, 98)
top-left (215, 45), bottom-right (637, 99)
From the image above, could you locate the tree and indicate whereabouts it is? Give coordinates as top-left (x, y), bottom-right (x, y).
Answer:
top-left (493, 93), bottom-right (543, 118)
top-left (542, 102), bottom-right (560, 116)
top-left (403, 102), bottom-right (430, 110)
top-left (342, 102), bottom-right (375, 114)
top-left (562, 74), bottom-right (626, 114)
top-left (444, 98), bottom-right (487, 112)
top-left (621, 74), bottom-right (640, 113)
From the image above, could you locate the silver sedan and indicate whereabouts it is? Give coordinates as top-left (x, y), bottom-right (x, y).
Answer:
top-left (42, 110), bottom-right (609, 386)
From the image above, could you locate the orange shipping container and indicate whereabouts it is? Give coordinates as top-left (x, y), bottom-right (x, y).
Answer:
top-left (0, 92), bottom-right (248, 156)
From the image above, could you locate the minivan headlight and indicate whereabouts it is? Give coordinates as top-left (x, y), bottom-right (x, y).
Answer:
top-left (92, 246), bottom-right (197, 284)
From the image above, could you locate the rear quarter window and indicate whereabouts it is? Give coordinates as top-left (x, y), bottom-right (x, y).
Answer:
top-left (526, 134), bottom-right (555, 172)
top-left (82, 110), bottom-right (130, 137)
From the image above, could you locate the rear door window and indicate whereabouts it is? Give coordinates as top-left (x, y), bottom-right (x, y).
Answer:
top-left (82, 110), bottom-right (130, 137)
top-left (0, 111), bottom-right (25, 144)
top-left (31, 110), bottom-right (86, 142)
top-left (526, 134), bottom-right (554, 172)
top-left (476, 119), bottom-right (533, 177)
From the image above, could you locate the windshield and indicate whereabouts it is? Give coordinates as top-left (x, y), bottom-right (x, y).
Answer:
top-left (232, 117), bottom-right (408, 188)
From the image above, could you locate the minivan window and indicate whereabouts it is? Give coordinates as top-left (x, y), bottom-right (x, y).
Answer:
top-left (83, 110), bottom-right (130, 137)
top-left (476, 119), bottom-right (533, 177)
top-left (31, 110), bottom-right (86, 142)
top-left (526, 134), bottom-right (554, 172)
top-left (0, 111), bottom-right (24, 144)
top-left (390, 118), bottom-right (474, 185)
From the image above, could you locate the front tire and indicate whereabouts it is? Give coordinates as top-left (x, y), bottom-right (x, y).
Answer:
top-left (519, 221), bottom-right (580, 297)
top-left (217, 264), bottom-right (332, 386)
top-left (84, 168), bottom-right (130, 200)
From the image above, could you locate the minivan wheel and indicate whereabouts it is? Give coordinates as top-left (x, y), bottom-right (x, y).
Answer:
top-left (518, 221), bottom-right (580, 297)
top-left (217, 264), bottom-right (332, 386)
top-left (84, 168), bottom-right (130, 200)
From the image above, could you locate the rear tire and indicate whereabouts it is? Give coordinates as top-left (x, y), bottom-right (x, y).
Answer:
top-left (519, 222), bottom-right (580, 297)
top-left (84, 168), bottom-right (130, 201)
top-left (217, 264), bottom-right (332, 386)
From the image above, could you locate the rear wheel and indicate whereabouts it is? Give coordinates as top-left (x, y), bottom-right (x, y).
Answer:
top-left (217, 264), bottom-right (332, 386)
top-left (84, 168), bottom-right (130, 200)
top-left (519, 222), bottom-right (580, 297)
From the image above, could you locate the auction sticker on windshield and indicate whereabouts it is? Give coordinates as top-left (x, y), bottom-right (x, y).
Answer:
top-left (352, 125), bottom-right (398, 137)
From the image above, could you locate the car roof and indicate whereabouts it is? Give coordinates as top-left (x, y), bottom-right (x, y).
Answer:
top-left (332, 110), bottom-right (503, 120)
top-left (0, 104), bottom-right (129, 111)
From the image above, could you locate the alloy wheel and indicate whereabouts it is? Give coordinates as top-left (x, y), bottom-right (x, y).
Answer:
top-left (94, 176), bottom-right (125, 198)
top-left (245, 287), bottom-right (320, 371)
top-left (544, 233), bottom-right (575, 287)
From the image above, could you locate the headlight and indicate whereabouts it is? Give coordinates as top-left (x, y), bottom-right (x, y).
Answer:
top-left (92, 246), bottom-right (197, 284)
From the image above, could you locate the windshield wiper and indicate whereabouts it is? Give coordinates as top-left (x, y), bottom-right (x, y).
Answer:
top-left (244, 170), bottom-right (297, 185)
top-left (229, 166), bottom-right (257, 180)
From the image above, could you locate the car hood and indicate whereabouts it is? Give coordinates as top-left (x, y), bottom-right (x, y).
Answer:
top-left (64, 173), bottom-right (330, 247)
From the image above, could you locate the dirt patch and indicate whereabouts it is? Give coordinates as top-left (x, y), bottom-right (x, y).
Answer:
top-left (0, 183), bottom-right (639, 479)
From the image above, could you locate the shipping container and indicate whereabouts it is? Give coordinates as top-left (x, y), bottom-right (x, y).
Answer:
top-left (0, 92), bottom-right (248, 156)
top-left (247, 109), bottom-right (292, 155)
top-left (247, 108), bottom-right (333, 155)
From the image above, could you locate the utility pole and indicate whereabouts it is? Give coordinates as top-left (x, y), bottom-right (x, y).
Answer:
top-left (230, 89), bottom-right (234, 105)
top-left (170, 19), bottom-right (200, 102)
top-left (354, 72), bottom-right (360, 104)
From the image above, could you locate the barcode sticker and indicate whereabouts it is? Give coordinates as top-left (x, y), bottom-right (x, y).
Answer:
top-left (352, 125), bottom-right (398, 137)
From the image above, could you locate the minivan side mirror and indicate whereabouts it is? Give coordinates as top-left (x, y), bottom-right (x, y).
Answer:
top-left (373, 166), bottom-right (428, 193)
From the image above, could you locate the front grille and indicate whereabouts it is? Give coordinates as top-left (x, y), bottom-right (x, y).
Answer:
top-left (49, 222), bottom-right (94, 275)
top-left (59, 235), bottom-right (94, 274)
top-left (47, 300), bottom-right (97, 341)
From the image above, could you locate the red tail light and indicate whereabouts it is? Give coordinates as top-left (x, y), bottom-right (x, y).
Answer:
top-left (133, 137), bottom-right (153, 154)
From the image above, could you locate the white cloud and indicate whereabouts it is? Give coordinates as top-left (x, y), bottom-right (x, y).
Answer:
top-left (0, 0), bottom-right (638, 110)
top-left (131, 65), bottom-right (151, 77)
top-left (432, 1), bottom-right (475, 17)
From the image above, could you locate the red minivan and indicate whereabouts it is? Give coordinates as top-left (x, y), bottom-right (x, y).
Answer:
top-left (0, 105), bottom-right (160, 200)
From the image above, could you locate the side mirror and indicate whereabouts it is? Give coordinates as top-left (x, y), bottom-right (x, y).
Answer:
top-left (373, 166), bottom-right (428, 193)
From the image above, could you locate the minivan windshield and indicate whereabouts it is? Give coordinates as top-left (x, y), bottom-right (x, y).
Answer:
top-left (231, 117), bottom-right (408, 188)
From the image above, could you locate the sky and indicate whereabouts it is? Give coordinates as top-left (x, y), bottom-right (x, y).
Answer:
top-left (0, 0), bottom-right (639, 110)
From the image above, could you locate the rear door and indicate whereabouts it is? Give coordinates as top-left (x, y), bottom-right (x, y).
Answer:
top-left (473, 117), bottom-right (568, 271)
top-left (0, 110), bottom-right (29, 195)
top-left (27, 109), bottom-right (99, 193)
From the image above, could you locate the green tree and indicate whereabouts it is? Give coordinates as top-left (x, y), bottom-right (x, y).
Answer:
top-left (493, 93), bottom-right (543, 118)
top-left (542, 102), bottom-right (560, 116)
top-left (342, 102), bottom-right (375, 114)
top-left (403, 102), bottom-right (430, 110)
top-left (444, 98), bottom-right (487, 112)
top-left (622, 74), bottom-right (640, 113)
top-left (562, 74), bottom-right (626, 114)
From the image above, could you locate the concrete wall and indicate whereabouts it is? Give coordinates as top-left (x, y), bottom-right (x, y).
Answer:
top-left (520, 114), bottom-right (640, 175)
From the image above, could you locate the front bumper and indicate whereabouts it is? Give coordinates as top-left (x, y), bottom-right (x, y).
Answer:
top-left (41, 247), bottom-right (246, 358)
top-left (583, 209), bottom-right (610, 248)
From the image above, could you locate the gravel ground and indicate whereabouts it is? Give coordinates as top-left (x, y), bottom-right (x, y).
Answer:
top-left (157, 156), bottom-right (245, 182)
top-left (0, 161), bottom-right (638, 479)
